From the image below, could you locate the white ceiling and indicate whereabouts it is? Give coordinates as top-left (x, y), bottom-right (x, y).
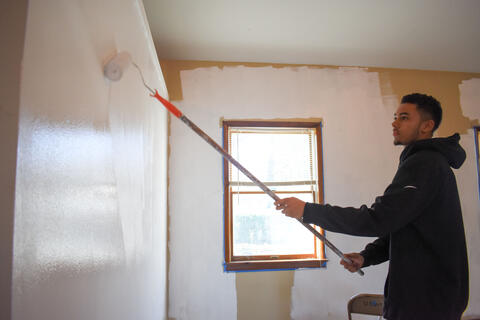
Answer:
top-left (143, 0), bottom-right (480, 73)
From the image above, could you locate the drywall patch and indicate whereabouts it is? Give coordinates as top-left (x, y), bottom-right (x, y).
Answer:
top-left (377, 71), bottom-right (398, 111)
top-left (459, 78), bottom-right (480, 120)
top-left (236, 271), bottom-right (293, 320)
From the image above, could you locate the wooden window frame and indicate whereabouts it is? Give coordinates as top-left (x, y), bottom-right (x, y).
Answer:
top-left (223, 120), bottom-right (326, 271)
top-left (475, 127), bottom-right (480, 201)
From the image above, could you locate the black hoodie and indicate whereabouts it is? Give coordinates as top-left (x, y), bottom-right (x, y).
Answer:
top-left (302, 134), bottom-right (469, 320)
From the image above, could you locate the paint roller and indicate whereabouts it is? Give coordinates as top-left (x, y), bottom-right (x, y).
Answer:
top-left (104, 52), bottom-right (132, 81)
top-left (103, 52), bottom-right (365, 276)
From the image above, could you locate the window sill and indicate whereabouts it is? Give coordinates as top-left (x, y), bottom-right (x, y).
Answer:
top-left (224, 258), bottom-right (328, 272)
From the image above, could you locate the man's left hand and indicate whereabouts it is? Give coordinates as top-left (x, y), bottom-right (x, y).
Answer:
top-left (274, 197), bottom-right (306, 220)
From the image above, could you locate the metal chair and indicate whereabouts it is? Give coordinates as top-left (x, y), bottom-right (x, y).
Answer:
top-left (347, 293), bottom-right (384, 320)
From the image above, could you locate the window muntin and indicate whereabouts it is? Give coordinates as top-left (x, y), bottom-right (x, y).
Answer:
top-left (223, 121), bottom-right (325, 271)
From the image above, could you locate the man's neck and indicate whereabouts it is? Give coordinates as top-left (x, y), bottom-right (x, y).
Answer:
top-left (403, 135), bottom-right (434, 147)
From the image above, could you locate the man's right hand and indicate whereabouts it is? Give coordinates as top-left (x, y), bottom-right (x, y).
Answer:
top-left (340, 253), bottom-right (364, 273)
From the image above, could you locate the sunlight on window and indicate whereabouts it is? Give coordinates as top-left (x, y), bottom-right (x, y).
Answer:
top-left (233, 192), bottom-right (315, 256)
top-left (230, 129), bottom-right (317, 184)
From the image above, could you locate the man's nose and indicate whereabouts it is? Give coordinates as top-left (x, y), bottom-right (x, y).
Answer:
top-left (392, 119), bottom-right (398, 128)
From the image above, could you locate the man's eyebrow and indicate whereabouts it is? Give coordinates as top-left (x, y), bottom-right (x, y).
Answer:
top-left (394, 112), bottom-right (410, 116)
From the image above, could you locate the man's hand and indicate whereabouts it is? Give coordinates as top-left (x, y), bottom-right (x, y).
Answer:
top-left (340, 253), bottom-right (364, 273)
top-left (274, 197), bottom-right (306, 220)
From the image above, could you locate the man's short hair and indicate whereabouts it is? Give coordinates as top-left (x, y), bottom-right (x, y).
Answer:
top-left (401, 93), bottom-right (442, 132)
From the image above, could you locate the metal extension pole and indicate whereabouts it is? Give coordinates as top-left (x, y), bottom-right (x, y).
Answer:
top-left (151, 90), bottom-right (364, 276)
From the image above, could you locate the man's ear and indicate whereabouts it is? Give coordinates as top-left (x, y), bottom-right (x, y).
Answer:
top-left (421, 119), bottom-right (435, 135)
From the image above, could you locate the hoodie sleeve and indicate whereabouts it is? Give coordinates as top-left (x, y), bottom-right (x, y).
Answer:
top-left (302, 151), bottom-right (442, 237)
top-left (360, 236), bottom-right (390, 267)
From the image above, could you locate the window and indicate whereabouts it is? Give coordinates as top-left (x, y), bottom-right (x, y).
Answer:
top-left (223, 121), bottom-right (326, 271)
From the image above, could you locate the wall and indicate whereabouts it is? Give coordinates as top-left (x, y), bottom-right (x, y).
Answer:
top-left (0, 1), bottom-right (28, 319)
top-left (162, 60), bottom-right (480, 319)
top-left (11, 1), bottom-right (168, 319)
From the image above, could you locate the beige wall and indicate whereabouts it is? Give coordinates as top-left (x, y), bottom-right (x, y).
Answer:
top-left (10, 1), bottom-right (169, 320)
top-left (161, 60), bottom-right (480, 319)
top-left (0, 1), bottom-right (28, 319)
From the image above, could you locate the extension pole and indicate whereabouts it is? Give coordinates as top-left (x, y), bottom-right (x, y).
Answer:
top-left (152, 90), bottom-right (364, 276)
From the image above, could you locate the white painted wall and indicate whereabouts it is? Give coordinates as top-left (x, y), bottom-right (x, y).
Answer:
top-left (458, 78), bottom-right (480, 317)
top-left (12, 1), bottom-right (168, 319)
top-left (168, 65), bottom-right (480, 319)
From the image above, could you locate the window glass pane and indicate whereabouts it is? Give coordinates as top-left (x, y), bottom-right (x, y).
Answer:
top-left (230, 129), bottom-right (316, 183)
top-left (232, 192), bottom-right (315, 256)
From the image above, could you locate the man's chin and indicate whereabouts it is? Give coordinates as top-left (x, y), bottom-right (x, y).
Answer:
top-left (393, 139), bottom-right (403, 146)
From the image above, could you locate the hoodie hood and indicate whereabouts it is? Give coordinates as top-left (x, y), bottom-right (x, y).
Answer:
top-left (400, 133), bottom-right (466, 169)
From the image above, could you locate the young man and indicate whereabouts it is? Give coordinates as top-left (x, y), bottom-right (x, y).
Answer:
top-left (275, 93), bottom-right (469, 320)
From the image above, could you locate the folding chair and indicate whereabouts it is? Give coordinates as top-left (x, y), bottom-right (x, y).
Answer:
top-left (347, 293), bottom-right (384, 320)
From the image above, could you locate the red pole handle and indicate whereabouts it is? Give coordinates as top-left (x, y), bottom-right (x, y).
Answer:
top-left (151, 90), bottom-right (183, 118)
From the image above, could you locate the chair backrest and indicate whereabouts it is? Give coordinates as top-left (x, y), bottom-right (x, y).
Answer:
top-left (347, 293), bottom-right (384, 320)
